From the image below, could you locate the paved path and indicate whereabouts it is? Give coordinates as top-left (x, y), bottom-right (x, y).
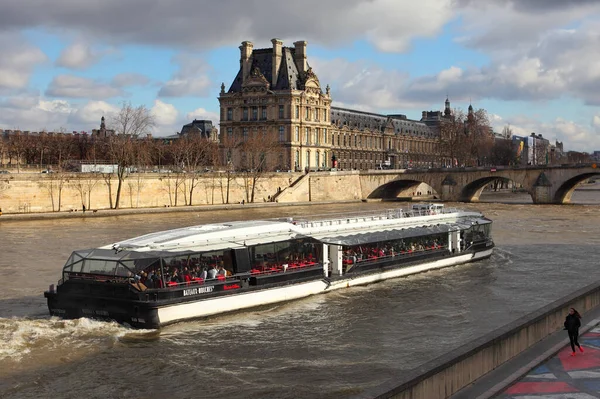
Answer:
top-left (497, 326), bottom-right (600, 399)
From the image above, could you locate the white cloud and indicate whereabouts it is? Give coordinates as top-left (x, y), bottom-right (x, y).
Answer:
top-left (0, 0), bottom-right (453, 53)
top-left (158, 54), bottom-right (213, 97)
top-left (490, 113), bottom-right (600, 151)
top-left (151, 99), bottom-right (179, 126)
top-left (46, 75), bottom-right (123, 99)
top-left (310, 57), bottom-right (419, 111)
top-left (185, 107), bottom-right (219, 123)
top-left (69, 101), bottom-right (120, 125)
top-left (56, 42), bottom-right (102, 70)
top-left (0, 33), bottom-right (47, 92)
top-left (111, 73), bottom-right (150, 87)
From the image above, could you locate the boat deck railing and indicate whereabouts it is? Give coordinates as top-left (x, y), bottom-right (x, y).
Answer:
top-left (292, 207), bottom-right (460, 229)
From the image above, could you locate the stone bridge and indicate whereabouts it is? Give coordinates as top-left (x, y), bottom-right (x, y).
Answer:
top-left (359, 164), bottom-right (600, 204)
top-left (276, 164), bottom-right (600, 204)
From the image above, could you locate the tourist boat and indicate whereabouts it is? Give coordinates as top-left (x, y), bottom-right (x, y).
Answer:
top-left (44, 204), bottom-right (494, 329)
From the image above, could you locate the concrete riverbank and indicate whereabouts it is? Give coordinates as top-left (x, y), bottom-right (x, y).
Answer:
top-left (0, 199), bottom-right (363, 222)
top-left (354, 280), bottom-right (600, 399)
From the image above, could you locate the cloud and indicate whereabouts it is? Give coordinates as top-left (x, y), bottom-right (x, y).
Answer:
top-left (56, 42), bottom-right (104, 70)
top-left (151, 99), bottom-right (179, 126)
top-left (593, 115), bottom-right (600, 132)
top-left (158, 54), bottom-right (213, 97)
top-left (310, 57), bottom-right (418, 111)
top-left (45, 75), bottom-right (123, 99)
top-left (0, 0), bottom-right (453, 53)
top-left (0, 93), bottom-right (188, 136)
top-left (0, 94), bottom-right (91, 131)
top-left (111, 73), bottom-right (150, 87)
top-left (490, 113), bottom-right (600, 151)
top-left (0, 33), bottom-right (47, 92)
top-left (310, 17), bottom-right (600, 112)
top-left (455, 1), bottom-right (600, 53)
top-left (68, 101), bottom-right (120, 125)
top-left (185, 107), bottom-right (219, 123)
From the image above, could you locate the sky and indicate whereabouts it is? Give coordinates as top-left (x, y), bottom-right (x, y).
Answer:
top-left (1, 0), bottom-right (600, 152)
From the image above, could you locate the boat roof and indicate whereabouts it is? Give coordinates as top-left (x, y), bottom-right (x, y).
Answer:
top-left (96, 206), bottom-right (485, 256)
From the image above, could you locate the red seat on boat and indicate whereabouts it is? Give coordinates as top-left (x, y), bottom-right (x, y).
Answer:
top-left (167, 282), bottom-right (178, 287)
top-left (217, 275), bottom-right (226, 281)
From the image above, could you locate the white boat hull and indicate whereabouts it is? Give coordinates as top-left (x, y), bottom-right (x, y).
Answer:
top-left (157, 248), bottom-right (493, 325)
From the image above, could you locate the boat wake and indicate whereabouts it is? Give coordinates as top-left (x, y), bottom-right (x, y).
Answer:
top-left (0, 316), bottom-right (156, 362)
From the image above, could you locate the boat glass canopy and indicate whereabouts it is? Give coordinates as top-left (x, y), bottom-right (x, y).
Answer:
top-left (62, 248), bottom-right (186, 276)
top-left (316, 218), bottom-right (491, 246)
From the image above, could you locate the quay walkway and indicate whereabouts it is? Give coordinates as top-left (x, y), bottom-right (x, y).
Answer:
top-left (452, 304), bottom-right (600, 399)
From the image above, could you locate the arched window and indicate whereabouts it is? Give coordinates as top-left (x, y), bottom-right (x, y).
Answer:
top-left (315, 152), bottom-right (320, 169)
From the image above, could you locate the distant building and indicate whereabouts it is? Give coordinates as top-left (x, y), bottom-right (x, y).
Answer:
top-left (91, 116), bottom-right (115, 138)
top-left (180, 119), bottom-right (218, 141)
top-left (219, 39), bottom-right (444, 171)
top-left (160, 119), bottom-right (219, 143)
top-left (525, 133), bottom-right (551, 165)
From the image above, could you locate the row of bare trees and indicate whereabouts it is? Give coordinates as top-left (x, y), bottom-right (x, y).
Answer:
top-left (439, 108), bottom-right (496, 167)
top-left (1, 102), bottom-right (290, 209)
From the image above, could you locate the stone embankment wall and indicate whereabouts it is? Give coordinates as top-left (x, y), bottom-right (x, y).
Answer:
top-left (356, 281), bottom-right (600, 399)
top-left (0, 171), bottom-right (438, 214)
top-left (0, 172), bottom-right (305, 214)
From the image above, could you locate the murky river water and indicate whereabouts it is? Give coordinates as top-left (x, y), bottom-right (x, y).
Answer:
top-left (1, 185), bottom-right (600, 399)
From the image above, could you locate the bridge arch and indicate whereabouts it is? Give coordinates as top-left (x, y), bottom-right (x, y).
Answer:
top-left (553, 172), bottom-right (600, 203)
top-left (367, 179), bottom-right (437, 200)
top-left (459, 176), bottom-right (522, 202)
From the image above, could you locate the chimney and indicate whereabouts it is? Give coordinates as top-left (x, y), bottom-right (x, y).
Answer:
top-left (293, 40), bottom-right (307, 75)
top-left (239, 41), bottom-right (253, 83)
top-left (271, 38), bottom-right (283, 86)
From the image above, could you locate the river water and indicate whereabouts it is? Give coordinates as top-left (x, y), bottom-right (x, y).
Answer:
top-left (1, 185), bottom-right (600, 398)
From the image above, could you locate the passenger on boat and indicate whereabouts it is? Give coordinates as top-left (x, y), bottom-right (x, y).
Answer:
top-left (207, 265), bottom-right (217, 279)
top-left (199, 267), bottom-right (208, 280)
top-left (217, 265), bottom-right (226, 277)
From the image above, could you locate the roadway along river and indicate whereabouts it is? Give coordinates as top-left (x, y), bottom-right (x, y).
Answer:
top-left (1, 186), bottom-right (600, 398)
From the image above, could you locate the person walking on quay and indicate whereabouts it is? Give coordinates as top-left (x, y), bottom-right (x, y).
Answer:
top-left (564, 307), bottom-right (583, 356)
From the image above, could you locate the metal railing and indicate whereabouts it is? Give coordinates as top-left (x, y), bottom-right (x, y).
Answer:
top-left (292, 206), bottom-right (460, 229)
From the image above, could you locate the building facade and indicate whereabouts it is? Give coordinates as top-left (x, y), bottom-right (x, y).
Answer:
top-left (219, 39), bottom-right (445, 171)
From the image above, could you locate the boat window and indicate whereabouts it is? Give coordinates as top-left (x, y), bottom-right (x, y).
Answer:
top-left (120, 258), bottom-right (161, 273)
top-left (78, 259), bottom-right (120, 275)
top-left (250, 238), bottom-right (320, 270)
top-left (464, 222), bottom-right (491, 244)
top-left (160, 250), bottom-right (233, 284)
top-left (342, 233), bottom-right (448, 267)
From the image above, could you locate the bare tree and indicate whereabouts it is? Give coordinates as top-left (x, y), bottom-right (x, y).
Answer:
top-left (0, 137), bottom-right (5, 168)
top-left (101, 172), bottom-right (116, 209)
top-left (39, 172), bottom-right (69, 212)
top-left (8, 133), bottom-right (28, 172)
top-left (490, 125), bottom-right (515, 166)
top-left (219, 134), bottom-right (239, 204)
top-left (236, 131), bottom-right (284, 203)
top-left (439, 110), bottom-right (468, 167)
top-left (70, 174), bottom-right (100, 210)
top-left (108, 102), bottom-right (156, 209)
top-left (181, 135), bottom-right (215, 205)
top-left (159, 172), bottom-right (185, 206)
top-left (464, 108), bottom-right (494, 166)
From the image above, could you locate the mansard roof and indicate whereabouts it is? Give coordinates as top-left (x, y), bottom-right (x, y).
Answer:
top-left (227, 47), bottom-right (302, 93)
top-left (330, 106), bottom-right (437, 138)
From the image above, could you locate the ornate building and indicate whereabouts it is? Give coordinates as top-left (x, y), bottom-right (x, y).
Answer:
top-left (219, 39), bottom-right (332, 171)
top-left (91, 116), bottom-right (115, 138)
top-left (219, 39), bottom-right (445, 171)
